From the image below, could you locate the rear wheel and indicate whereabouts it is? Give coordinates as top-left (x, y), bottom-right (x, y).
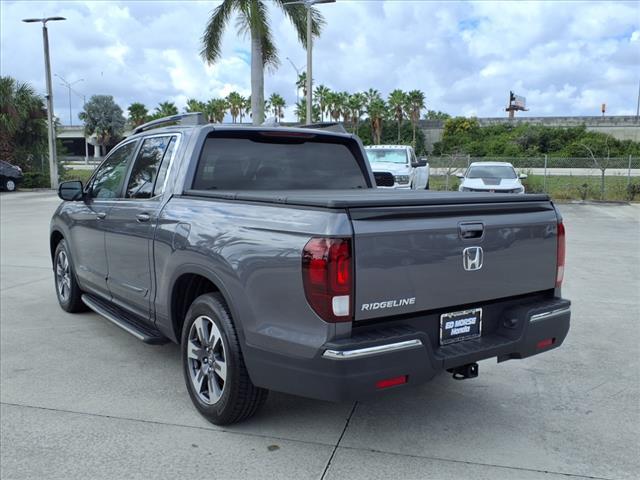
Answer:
top-left (53, 240), bottom-right (86, 312)
top-left (181, 293), bottom-right (268, 425)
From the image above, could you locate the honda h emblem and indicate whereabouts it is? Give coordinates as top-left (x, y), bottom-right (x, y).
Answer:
top-left (462, 246), bottom-right (483, 271)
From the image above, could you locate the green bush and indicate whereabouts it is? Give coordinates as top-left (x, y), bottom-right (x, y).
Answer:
top-left (20, 171), bottom-right (50, 188)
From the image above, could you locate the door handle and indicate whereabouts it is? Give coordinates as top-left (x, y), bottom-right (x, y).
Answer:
top-left (136, 213), bottom-right (151, 223)
top-left (96, 212), bottom-right (107, 220)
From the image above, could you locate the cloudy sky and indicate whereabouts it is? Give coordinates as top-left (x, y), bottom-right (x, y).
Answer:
top-left (1, 0), bottom-right (639, 124)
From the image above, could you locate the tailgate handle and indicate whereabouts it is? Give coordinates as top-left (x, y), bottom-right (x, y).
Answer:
top-left (459, 223), bottom-right (484, 239)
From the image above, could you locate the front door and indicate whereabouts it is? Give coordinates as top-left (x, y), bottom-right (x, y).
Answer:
top-left (104, 134), bottom-right (178, 318)
top-left (67, 140), bottom-right (138, 297)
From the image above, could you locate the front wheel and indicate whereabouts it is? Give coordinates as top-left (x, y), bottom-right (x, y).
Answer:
top-left (181, 293), bottom-right (268, 425)
top-left (53, 239), bottom-right (86, 312)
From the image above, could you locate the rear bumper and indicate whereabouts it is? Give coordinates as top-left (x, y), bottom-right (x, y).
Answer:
top-left (244, 298), bottom-right (570, 402)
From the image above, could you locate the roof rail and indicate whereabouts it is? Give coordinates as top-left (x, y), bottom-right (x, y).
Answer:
top-left (133, 112), bottom-right (206, 135)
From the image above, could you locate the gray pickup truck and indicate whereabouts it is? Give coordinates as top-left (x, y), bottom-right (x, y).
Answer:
top-left (51, 113), bottom-right (570, 425)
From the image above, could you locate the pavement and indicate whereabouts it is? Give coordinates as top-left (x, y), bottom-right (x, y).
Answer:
top-left (1, 191), bottom-right (638, 480)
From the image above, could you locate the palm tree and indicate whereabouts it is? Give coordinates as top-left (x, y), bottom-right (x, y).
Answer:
top-left (267, 93), bottom-right (286, 122)
top-left (366, 92), bottom-right (386, 145)
top-left (347, 93), bottom-right (366, 135)
top-left (0, 76), bottom-right (47, 166)
top-left (294, 100), bottom-right (320, 124)
top-left (226, 92), bottom-right (244, 123)
top-left (206, 98), bottom-right (228, 123)
top-left (388, 89), bottom-right (407, 143)
top-left (153, 101), bottom-right (179, 119)
top-left (313, 84), bottom-right (331, 122)
top-left (201, 0), bottom-right (324, 126)
top-left (241, 96), bottom-right (251, 123)
top-left (185, 98), bottom-right (206, 114)
top-left (127, 102), bottom-right (148, 127)
top-left (406, 90), bottom-right (426, 146)
top-left (296, 72), bottom-right (307, 97)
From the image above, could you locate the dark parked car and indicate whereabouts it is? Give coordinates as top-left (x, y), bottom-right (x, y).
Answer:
top-left (0, 160), bottom-right (23, 191)
top-left (50, 113), bottom-right (571, 425)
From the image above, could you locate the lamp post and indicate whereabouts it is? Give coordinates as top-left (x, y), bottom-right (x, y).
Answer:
top-left (55, 74), bottom-right (83, 126)
top-left (22, 16), bottom-right (66, 189)
top-left (69, 89), bottom-right (89, 164)
top-left (285, 57), bottom-right (305, 112)
top-left (286, 0), bottom-right (335, 124)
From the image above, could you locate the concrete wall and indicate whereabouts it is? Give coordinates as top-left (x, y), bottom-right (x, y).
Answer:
top-left (420, 115), bottom-right (640, 153)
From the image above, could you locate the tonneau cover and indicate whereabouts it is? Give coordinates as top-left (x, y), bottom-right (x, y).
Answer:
top-left (184, 189), bottom-right (550, 209)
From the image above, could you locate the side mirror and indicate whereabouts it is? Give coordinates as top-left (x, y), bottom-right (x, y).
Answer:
top-left (519, 173), bottom-right (528, 179)
top-left (455, 173), bottom-right (465, 179)
top-left (373, 171), bottom-right (395, 187)
top-left (58, 180), bottom-right (84, 201)
top-left (413, 157), bottom-right (428, 167)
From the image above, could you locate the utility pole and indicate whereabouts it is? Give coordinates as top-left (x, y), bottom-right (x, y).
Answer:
top-left (55, 74), bottom-right (83, 126)
top-left (23, 16), bottom-right (66, 189)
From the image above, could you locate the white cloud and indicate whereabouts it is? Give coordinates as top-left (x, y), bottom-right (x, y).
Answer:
top-left (1, 0), bottom-right (638, 123)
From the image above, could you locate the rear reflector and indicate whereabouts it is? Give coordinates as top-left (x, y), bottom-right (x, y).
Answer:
top-left (556, 220), bottom-right (566, 288)
top-left (375, 375), bottom-right (408, 390)
top-left (537, 338), bottom-right (555, 349)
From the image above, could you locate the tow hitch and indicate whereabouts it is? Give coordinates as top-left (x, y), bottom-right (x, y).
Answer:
top-left (448, 362), bottom-right (479, 380)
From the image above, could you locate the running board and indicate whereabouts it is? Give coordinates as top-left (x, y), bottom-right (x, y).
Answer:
top-left (81, 294), bottom-right (168, 345)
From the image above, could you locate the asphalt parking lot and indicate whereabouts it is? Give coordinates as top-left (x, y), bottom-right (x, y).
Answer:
top-left (1, 191), bottom-right (638, 480)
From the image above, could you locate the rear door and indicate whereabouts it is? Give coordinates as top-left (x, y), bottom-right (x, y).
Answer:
top-left (350, 200), bottom-right (559, 320)
top-left (104, 134), bottom-right (179, 318)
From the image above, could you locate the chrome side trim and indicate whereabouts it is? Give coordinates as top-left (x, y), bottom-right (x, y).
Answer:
top-left (322, 339), bottom-right (423, 360)
top-left (530, 306), bottom-right (571, 322)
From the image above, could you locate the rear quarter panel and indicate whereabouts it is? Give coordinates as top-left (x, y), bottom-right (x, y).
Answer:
top-left (154, 197), bottom-right (352, 358)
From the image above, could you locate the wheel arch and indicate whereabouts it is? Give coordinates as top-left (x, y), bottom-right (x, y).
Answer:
top-left (168, 265), bottom-right (240, 344)
top-left (50, 230), bottom-right (65, 263)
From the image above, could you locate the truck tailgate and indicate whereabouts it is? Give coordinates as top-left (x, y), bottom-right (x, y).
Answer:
top-left (350, 199), bottom-right (559, 321)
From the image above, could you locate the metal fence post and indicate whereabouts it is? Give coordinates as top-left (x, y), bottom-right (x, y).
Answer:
top-left (467, 154), bottom-right (470, 168)
top-left (628, 154), bottom-right (632, 187)
top-left (543, 154), bottom-right (548, 193)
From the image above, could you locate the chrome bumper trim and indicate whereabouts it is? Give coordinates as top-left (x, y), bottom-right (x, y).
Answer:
top-left (530, 306), bottom-right (571, 322)
top-left (322, 339), bottom-right (423, 360)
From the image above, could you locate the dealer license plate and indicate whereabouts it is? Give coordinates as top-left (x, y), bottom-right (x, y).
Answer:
top-left (440, 308), bottom-right (482, 345)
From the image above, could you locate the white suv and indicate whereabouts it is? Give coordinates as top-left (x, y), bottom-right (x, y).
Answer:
top-left (365, 145), bottom-right (430, 189)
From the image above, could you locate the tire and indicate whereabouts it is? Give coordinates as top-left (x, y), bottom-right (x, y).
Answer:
top-left (181, 293), bottom-right (268, 425)
top-left (425, 180), bottom-right (430, 190)
top-left (3, 178), bottom-right (16, 192)
top-left (53, 239), bottom-right (86, 313)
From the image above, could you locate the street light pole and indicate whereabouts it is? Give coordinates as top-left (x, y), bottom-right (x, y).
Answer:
top-left (23, 16), bottom-right (66, 189)
top-left (285, 57), bottom-right (304, 107)
top-left (55, 74), bottom-right (84, 126)
top-left (287, 0), bottom-right (335, 125)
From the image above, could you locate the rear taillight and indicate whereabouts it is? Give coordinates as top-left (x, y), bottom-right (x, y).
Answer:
top-left (556, 220), bottom-right (566, 288)
top-left (302, 237), bottom-right (353, 322)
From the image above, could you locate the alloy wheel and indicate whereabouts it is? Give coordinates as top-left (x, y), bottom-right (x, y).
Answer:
top-left (187, 316), bottom-right (228, 405)
top-left (55, 250), bottom-right (71, 302)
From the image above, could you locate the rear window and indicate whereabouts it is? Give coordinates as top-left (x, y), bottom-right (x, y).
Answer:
top-left (192, 135), bottom-right (368, 190)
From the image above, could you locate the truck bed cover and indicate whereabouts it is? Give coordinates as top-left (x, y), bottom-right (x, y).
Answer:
top-left (184, 189), bottom-right (550, 209)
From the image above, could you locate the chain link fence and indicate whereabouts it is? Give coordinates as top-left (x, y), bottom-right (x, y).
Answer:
top-left (427, 155), bottom-right (640, 201)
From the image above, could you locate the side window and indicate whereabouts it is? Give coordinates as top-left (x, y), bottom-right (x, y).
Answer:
top-left (126, 136), bottom-right (173, 199)
top-left (89, 142), bottom-right (137, 199)
top-left (152, 136), bottom-right (177, 197)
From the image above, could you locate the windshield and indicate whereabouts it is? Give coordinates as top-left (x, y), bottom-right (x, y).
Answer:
top-left (366, 149), bottom-right (408, 164)
top-left (467, 165), bottom-right (516, 179)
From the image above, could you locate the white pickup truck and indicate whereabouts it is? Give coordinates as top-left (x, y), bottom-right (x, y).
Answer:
top-left (365, 145), bottom-right (430, 189)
